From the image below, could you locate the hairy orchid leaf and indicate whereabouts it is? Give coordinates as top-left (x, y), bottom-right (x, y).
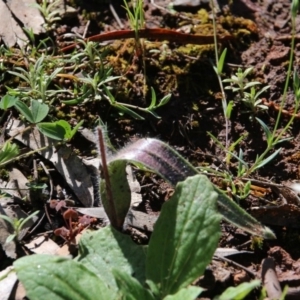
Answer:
top-left (109, 138), bottom-right (275, 239)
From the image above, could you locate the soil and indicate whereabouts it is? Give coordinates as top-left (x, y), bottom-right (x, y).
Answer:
top-left (2, 0), bottom-right (300, 299)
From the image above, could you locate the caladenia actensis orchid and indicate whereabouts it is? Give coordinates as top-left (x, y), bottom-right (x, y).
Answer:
top-left (98, 128), bottom-right (275, 239)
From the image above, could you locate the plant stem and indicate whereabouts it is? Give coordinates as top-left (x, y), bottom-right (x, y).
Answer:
top-left (246, 5), bottom-right (297, 175)
top-left (273, 8), bottom-right (296, 135)
top-left (97, 127), bottom-right (119, 229)
top-left (210, 0), bottom-right (229, 149)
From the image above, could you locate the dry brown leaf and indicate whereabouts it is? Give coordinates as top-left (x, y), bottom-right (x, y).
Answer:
top-left (0, 0), bottom-right (44, 47)
top-left (6, 119), bottom-right (94, 207)
top-left (25, 236), bottom-right (60, 255)
top-left (0, 266), bottom-right (18, 300)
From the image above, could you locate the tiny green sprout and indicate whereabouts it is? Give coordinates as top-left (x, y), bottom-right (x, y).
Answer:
top-left (0, 210), bottom-right (39, 243)
top-left (223, 67), bottom-right (270, 115)
top-left (8, 54), bottom-right (63, 102)
top-left (292, 0), bottom-right (299, 19)
top-left (146, 87), bottom-right (171, 118)
top-left (123, 0), bottom-right (145, 40)
top-left (33, 0), bottom-right (61, 29)
top-left (0, 142), bottom-right (19, 167)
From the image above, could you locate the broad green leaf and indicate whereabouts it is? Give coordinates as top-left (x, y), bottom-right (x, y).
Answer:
top-left (100, 159), bottom-right (131, 229)
top-left (56, 120), bottom-right (73, 139)
top-left (14, 100), bottom-right (34, 123)
top-left (112, 138), bottom-right (275, 239)
top-left (31, 99), bottom-right (49, 123)
top-left (37, 122), bottom-right (66, 140)
top-left (164, 286), bottom-right (203, 300)
top-left (77, 226), bottom-right (146, 294)
top-left (113, 269), bottom-right (155, 300)
top-left (0, 141), bottom-right (19, 166)
top-left (214, 279), bottom-right (260, 300)
top-left (0, 95), bottom-right (18, 110)
top-left (146, 175), bottom-right (221, 297)
top-left (14, 255), bottom-right (113, 300)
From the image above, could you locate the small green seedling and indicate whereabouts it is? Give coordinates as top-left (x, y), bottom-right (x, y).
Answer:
top-left (0, 210), bottom-right (39, 243)
top-left (33, 0), bottom-right (61, 29)
top-left (0, 95), bottom-right (83, 168)
top-left (7, 54), bottom-right (64, 103)
top-left (223, 67), bottom-right (270, 115)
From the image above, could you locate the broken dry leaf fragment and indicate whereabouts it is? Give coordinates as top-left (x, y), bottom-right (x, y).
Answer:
top-left (0, 0), bottom-right (45, 47)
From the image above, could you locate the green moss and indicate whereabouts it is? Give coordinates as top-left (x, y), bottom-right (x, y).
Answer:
top-left (250, 236), bottom-right (264, 250)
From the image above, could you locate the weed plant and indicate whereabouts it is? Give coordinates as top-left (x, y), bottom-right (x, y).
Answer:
top-left (0, 210), bottom-right (39, 243)
top-left (208, 0), bottom-right (300, 200)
